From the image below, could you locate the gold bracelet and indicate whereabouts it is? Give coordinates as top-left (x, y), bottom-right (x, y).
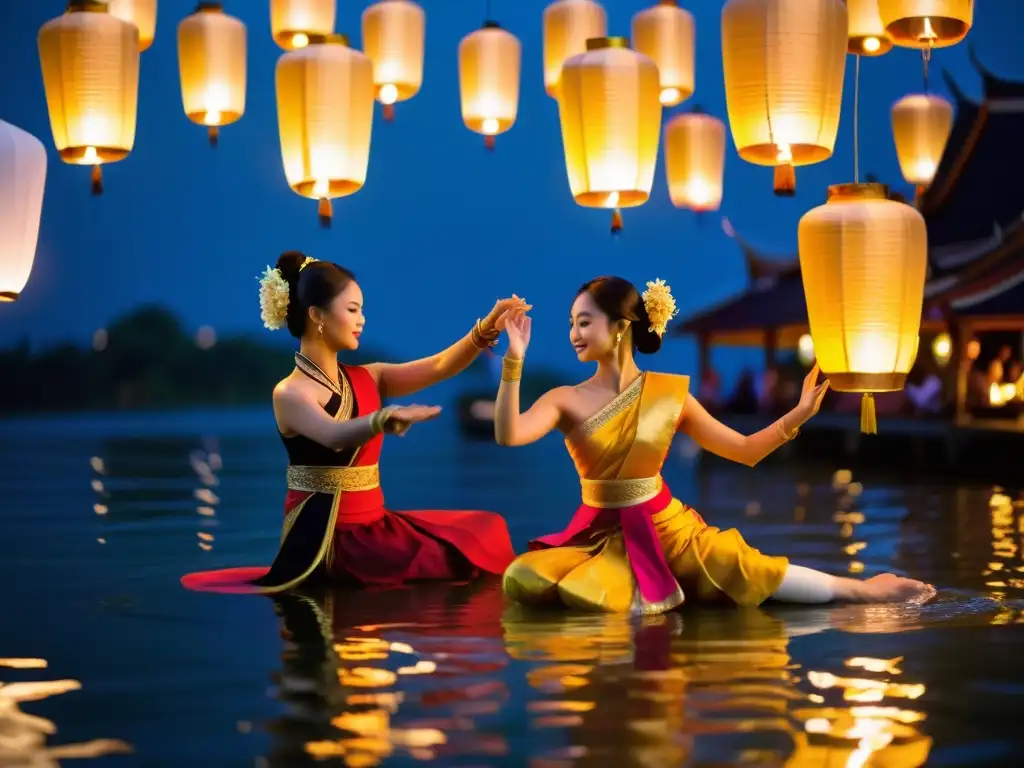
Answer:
top-left (776, 418), bottom-right (798, 441)
top-left (369, 406), bottom-right (396, 435)
top-left (471, 318), bottom-right (499, 349)
top-left (502, 356), bottom-right (523, 383)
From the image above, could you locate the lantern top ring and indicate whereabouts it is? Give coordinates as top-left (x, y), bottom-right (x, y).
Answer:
top-left (304, 33), bottom-right (350, 47)
top-left (826, 182), bottom-right (890, 202)
top-left (483, 20), bottom-right (502, 29)
top-left (587, 36), bottom-right (629, 51)
top-left (196, 1), bottom-right (225, 12)
top-left (65, 1), bottom-right (109, 13)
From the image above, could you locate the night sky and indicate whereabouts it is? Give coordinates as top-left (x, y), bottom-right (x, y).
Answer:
top-left (2, 0), bottom-right (1022, 382)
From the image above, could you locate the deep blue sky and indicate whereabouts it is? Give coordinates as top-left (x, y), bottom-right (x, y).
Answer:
top-left (2, 0), bottom-right (1023, 380)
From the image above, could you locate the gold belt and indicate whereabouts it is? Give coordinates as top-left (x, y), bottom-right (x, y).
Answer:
top-left (286, 464), bottom-right (380, 494)
top-left (581, 476), bottom-right (662, 509)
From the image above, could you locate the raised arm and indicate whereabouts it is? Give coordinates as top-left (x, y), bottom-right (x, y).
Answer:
top-left (273, 384), bottom-right (441, 451)
top-left (365, 297), bottom-right (529, 400)
top-left (493, 311), bottom-right (566, 447)
top-left (679, 364), bottom-right (829, 467)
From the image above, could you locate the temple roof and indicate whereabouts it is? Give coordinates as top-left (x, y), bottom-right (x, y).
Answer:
top-left (919, 45), bottom-right (1024, 259)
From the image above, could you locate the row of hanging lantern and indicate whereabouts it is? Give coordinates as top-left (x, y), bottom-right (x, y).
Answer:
top-left (788, 0), bottom-right (972, 434)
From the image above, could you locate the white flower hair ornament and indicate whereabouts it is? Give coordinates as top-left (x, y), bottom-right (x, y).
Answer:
top-left (641, 278), bottom-right (679, 337)
top-left (258, 266), bottom-right (291, 331)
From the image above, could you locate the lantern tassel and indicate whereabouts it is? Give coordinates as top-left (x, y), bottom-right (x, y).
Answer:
top-left (90, 165), bottom-right (103, 196)
top-left (860, 393), bottom-right (877, 435)
top-left (318, 198), bottom-right (332, 229)
top-left (773, 163), bottom-right (795, 196)
top-left (208, 126), bottom-right (219, 148)
top-left (611, 208), bottom-right (623, 235)
top-left (383, 103), bottom-right (395, 122)
top-left (484, 134), bottom-right (495, 151)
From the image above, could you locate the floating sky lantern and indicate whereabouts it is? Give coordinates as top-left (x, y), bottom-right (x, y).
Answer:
top-left (270, 0), bottom-right (336, 51)
top-left (276, 34), bottom-right (374, 228)
top-left (542, 0), bottom-right (607, 99)
top-left (178, 2), bottom-right (247, 147)
top-left (877, 0), bottom-right (972, 49)
top-left (38, 1), bottom-right (140, 195)
top-left (721, 0), bottom-right (848, 196)
top-left (105, 0), bottom-right (157, 52)
top-left (847, 0), bottom-right (893, 56)
top-left (891, 93), bottom-right (953, 189)
top-left (0, 120), bottom-right (47, 303)
top-left (559, 37), bottom-right (661, 233)
top-left (459, 21), bottom-right (521, 150)
top-left (664, 112), bottom-right (725, 212)
top-left (362, 0), bottom-right (425, 122)
top-left (631, 0), bottom-right (695, 107)
top-left (798, 183), bottom-right (928, 434)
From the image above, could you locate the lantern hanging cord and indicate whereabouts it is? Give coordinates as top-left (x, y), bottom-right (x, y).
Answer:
top-left (922, 46), bottom-right (931, 93)
top-left (853, 54), bottom-right (861, 184)
top-left (484, 0), bottom-right (492, 22)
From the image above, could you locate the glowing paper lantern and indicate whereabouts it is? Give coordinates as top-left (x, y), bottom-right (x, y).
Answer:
top-left (559, 37), bottom-right (661, 233)
top-left (361, 0), bottom-right (425, 122)
top-left (664, 112), bottom-right (725, 212)
top-left (106, 0), bottom-right (157, 52)
top-left (721, 0), bottom-right (848, 196)
top-left (38, 1), bottom-right (140, 195)
top-left (847, 0), bottom-right (893, 55)
top-left (270, 0), bottom-right (335, 51)
top-left (458, 21), bottom-right (521, 150)
top-left (178, 2), bottom-right (247, 147)
top-left (275, 34), bottom-right (374, 228)
top-left (0, 120), bottom-right (47, 303)
top-left (542, 0), bottom-right (607, 99)
top-left (631, 1), bottom-right (695, 107)
top-left (891, 93), bottom-right (953, 188)
top-left (798, 183), bottom-right (928, 433)
top-left (931, 332), bottom-right (951, 367)
top-left (877, 0), bottom-right (972, 49)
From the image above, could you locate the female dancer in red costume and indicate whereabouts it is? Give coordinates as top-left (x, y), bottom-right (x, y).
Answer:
top-left (181, 252), bottom-right (524, 594)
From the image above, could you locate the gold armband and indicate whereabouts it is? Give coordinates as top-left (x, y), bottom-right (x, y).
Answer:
top-left (502, 356), bottom-right (523, 383)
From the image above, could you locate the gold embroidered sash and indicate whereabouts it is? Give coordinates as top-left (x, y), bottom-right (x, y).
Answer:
top-left (581, 476), bottom-right (663, 509)
top-left (286, 464), bottom-right (380, 494)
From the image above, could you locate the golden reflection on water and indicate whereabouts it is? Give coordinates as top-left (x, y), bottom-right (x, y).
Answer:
top-left (0, 658), bottom-right (132, 764)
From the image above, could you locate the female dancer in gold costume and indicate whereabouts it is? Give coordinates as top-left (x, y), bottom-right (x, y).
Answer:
top-left (494, 276), bottom-right (934, 615)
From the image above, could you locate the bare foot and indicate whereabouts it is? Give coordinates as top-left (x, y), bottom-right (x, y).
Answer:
top-left (856, 573), bottom-right (935, 604)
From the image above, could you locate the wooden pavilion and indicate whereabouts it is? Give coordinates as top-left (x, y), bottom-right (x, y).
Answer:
top-left (673, 46), bottom-right (1024, 426)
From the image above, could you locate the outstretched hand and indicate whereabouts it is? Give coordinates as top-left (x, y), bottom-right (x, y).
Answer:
top-left (797, 362), bottom-right (830, 423)
top-left (484, 295), bottom-right (531, 334)
top-left (386, 404), bottom-right (442, 437)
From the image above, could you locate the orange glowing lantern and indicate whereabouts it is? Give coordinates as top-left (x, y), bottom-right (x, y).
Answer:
top-left (891, 93), bottom-right (953, 189)
top-left (0, 119), bottom-right (47, 303)
top-left (559, 37), bottom-right (662, 233)
top-left (38, 1), bottom-right (140, 194)
top-left (178, 2), bottom-right (247, 147)
top-left (275, 34), bottom-right (375, 228)
top-left (543, 0), bottom-right (607, 99)
top-left (106, 0), bottom-right (157, 52)
top-left (847, 0), bottom-right (893, 55)
top-left (664, 112), bottom-right (725, 212)
top-left (631, 0), bottom-right (695, 107)
top-left (798, 183), bottom-right (928, 433)
top-left (459, 21), bottom-right (521, 150)
top-left (362, 0), bottom-right (425, 122)
top-left (270, 0), bottom-right (336, 51)
top-left (877, 0), bottom-right (972, 49)
top-left (721, 0), bottom-right (848, 196)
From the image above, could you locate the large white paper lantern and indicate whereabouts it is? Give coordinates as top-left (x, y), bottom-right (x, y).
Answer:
top-left (0, 120), bottom-right (47, 303)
